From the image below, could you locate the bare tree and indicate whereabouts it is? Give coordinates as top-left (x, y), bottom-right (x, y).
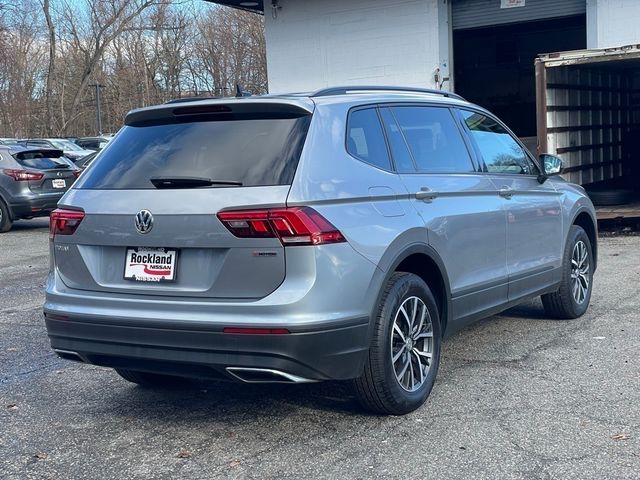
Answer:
top-left (0, 0), bottom-right (268, 137)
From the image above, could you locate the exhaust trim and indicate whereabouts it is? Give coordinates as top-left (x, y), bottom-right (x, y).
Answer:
top-left (53, 349), bottom-right (88, 363)
top-left (225, 367), bottom-right (317, 384)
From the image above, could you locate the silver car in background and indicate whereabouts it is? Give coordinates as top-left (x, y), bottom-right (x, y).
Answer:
top-left (22, 138), bottom-right (94, 163)
top-left (44, 86), bottom-right (597, 414)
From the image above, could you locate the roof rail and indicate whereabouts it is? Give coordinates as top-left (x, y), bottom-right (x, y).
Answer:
top-left (310, 86), bottom-right (465, 101)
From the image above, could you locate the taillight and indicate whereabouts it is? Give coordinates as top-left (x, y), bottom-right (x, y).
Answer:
top-left (2, 169), bottom-right (45, 181)
top-left (49, 208), bottom-right (84, 240)
top-left (217, 207), bottom-right (346, 246)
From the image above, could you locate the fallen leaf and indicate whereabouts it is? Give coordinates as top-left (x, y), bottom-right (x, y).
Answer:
top-left (33, 452), bottom-right (48, 460)
top-left (7, 404), bottom-right (18, 411)
top-left (176, 450), bottom-right (192, 458)
top-left (229, 460), bottom-right (241, 468)
top-left (611, 433), bottom-right (631, 441)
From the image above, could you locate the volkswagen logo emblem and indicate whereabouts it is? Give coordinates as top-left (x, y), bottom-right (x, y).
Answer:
top-left (135, 210), bottom-right (154, 234)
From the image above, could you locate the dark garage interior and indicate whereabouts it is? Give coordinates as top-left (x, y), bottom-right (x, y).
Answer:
top-left (453, 15), bottom-right (587, 138)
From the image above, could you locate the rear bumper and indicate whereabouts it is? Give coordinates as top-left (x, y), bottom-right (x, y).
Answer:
top-left (44, 242), bottom-right (383, 381)
top-left (9, 194), bottom-right (63, 219)
top-left (45, 314), bottom-right (369, 381)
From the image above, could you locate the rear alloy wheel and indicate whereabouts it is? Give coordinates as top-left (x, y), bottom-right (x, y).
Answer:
top-left (391, 296), bottom-right (435, 392)
top-left (354, 272), bottom-right (441, 415)
top-left (542, 225), bottom-right (593, 319)
top-left (0, 199), bottom-right (12, 233)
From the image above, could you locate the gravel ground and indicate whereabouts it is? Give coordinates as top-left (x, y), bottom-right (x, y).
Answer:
top-left (0, 218), bottom-right (638, 479)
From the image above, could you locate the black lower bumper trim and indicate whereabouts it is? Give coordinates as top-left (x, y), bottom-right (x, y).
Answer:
top-left (45, 316), bottom-right (370, 381)
top-left (10, 197), bottom-right (63, 219)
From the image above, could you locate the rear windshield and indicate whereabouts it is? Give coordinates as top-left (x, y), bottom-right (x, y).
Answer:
top-left (14, 151), bottom-right (73, 170)
top-left (76, 115), bottom-right (311, 189)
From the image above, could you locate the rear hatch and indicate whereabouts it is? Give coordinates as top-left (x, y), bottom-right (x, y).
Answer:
top-left (13, 149), bottom-right (77, 193)
top-left (53, 100), bottom-right (313, 300)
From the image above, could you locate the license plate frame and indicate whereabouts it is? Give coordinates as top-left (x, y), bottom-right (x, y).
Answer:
top-left (123, 247), bottom-right (178, 283)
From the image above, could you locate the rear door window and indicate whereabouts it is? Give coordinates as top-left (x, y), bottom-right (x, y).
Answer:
top-left (383, 106), bottom-right (475, 174)
top-left (346, 108), bottom-right (392, 170)
top-left (76, 114), bottom-right (311, 189)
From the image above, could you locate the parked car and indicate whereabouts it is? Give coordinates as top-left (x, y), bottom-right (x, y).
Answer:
top-left (43, 86), bottom-right (597, 414)
top-left (0, 146), bottom-right (79, 232)
top-left (22, 138), bottom-right (94, 163)
top-left (75, 136), bottom-right (111, 151)
top-left (74, 151), bottom-right (98, 170)
top-left (0, 138), bottom-right (22, 146)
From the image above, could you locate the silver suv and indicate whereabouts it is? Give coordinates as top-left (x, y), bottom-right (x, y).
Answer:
top-left (44, 87), bottom-right (597, 414)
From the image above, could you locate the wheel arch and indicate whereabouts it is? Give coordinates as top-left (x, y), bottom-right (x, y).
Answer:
top-left (371, 243), bottom-right (452, 336)
top-left (571, 209), bottom-right (598, 271)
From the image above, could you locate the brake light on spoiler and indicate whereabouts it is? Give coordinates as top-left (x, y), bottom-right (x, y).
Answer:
top-left (49, 208), bottom-right (85, 240)
top-left (217, 207), bottom-right (345, 246)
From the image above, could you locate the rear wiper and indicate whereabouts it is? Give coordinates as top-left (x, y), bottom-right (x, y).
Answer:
top-left (150, 176), bottom-right (243, 189)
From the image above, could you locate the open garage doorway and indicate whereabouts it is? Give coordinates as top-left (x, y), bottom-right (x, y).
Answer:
top-left (453, 15), bottom-right (587, 149)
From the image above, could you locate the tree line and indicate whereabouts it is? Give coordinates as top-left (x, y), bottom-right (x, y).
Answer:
top-left (0, 0), bottom-right (267, 138)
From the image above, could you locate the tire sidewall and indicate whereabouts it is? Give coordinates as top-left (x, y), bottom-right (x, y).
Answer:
top-left (563, 226), bottom-right (593, 317)
top-left (377, 274), bottom-right (441, 412)
top-left (0, 199), bottom-right (11, 233)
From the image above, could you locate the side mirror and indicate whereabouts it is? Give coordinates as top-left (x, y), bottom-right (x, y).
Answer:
top-left (538, 154), bottom-right (563, 183)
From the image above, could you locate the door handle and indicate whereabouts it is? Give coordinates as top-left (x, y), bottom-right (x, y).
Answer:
top-left (498, 186), bottom-right (514, 199)
top-left (415, 187), bottom-right (438, 202)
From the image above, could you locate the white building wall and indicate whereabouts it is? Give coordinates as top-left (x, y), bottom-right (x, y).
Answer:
top-left (264, 0), bottom-right (450, 93)
top-left (587, 0), bottom-right (640, 48)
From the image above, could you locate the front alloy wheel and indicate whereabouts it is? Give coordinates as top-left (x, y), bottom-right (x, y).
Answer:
top-left (542, 225), bottom-right (593, 319)
top-left (571, 240), bottom-right (590, 305)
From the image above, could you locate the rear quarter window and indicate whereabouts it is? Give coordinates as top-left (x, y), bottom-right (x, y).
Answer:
top-left (76, 114), bottom-right (311, 189)
top-left (346, 108), bottom-right (392, 170)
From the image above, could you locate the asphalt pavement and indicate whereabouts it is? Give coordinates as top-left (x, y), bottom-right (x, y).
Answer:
top-left (0, 218), bottom-right (638, 479)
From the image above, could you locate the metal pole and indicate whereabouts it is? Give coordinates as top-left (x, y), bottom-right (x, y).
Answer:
top-left (90, 83), bottom-right (105, 136)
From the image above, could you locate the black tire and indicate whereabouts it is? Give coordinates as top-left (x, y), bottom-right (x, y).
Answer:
top-left (0, 199), bottom-right (12, 233)
top-left (541, 225), bottom-right (593, 319)
top-left (114, 368), bottom-right (191, 388)
top-left (353, 272), bottom-right (441, 415)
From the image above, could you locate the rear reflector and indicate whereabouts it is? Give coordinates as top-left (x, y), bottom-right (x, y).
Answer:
top-left (223, 327), bottom-right (290, 335)
top-left (2, 169), bottom-right (45, 181)
top-left (49, 208), bottom-right (85, 240)
top-left (217, 207), bottom-right (345, 246)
